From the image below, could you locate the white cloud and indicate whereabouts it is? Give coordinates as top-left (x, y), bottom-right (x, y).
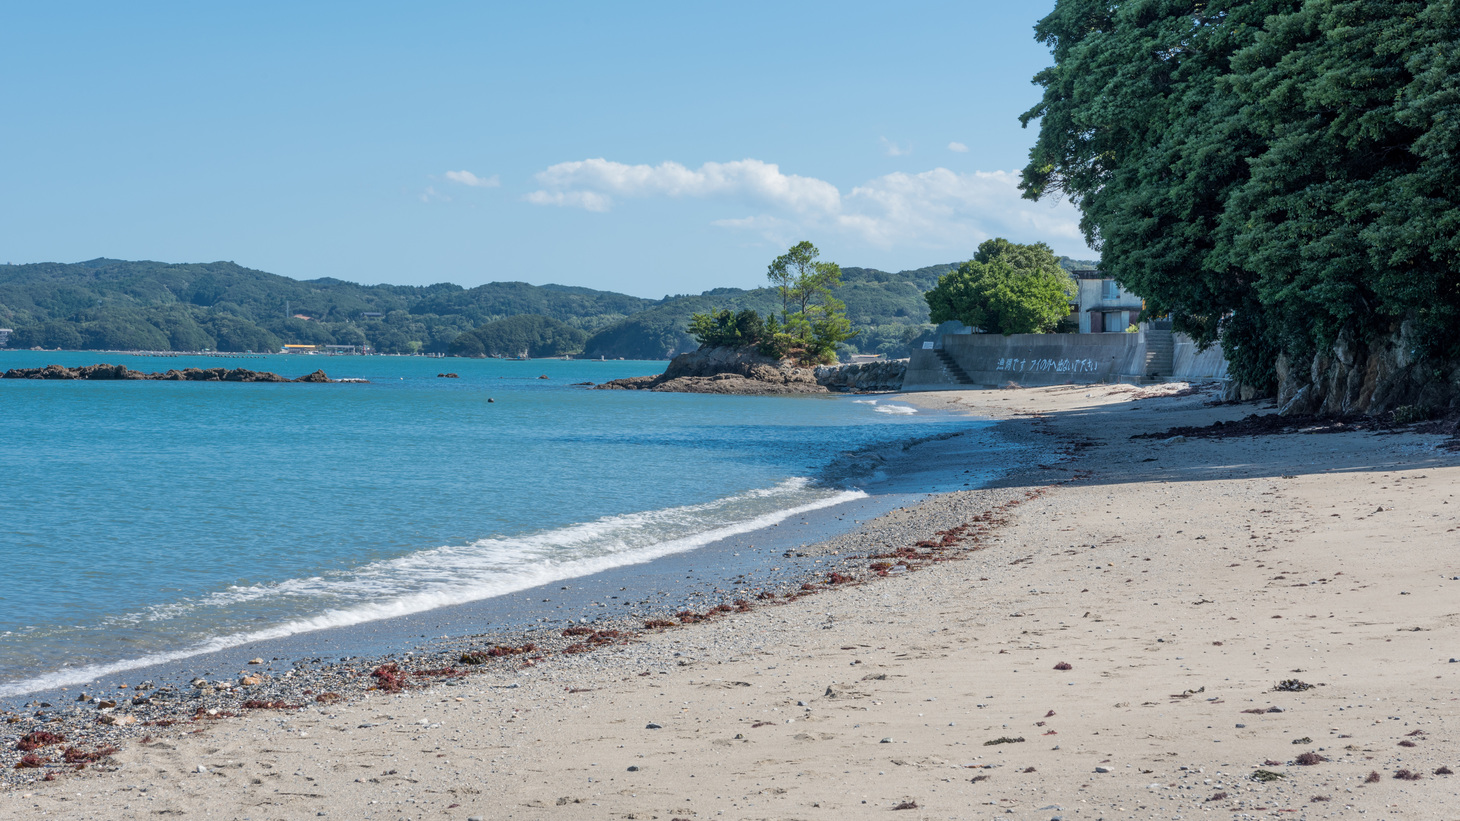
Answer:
top-left (837, 168), bottom-right (1085, 249)
top-left (880, 137), bottom-right (910, 157)
top-left (444, 170), bottom-right (501, 188)
top-left (524, 189), bottom-right (613, 212)
top-left (528, 158), bottom-right (841, 215)
top-left (947, 141), bottom-right (969, 153)
top-left (418, 185), bottom-right (450, 203)
top-left (526, 156), bottom-right (1089, 256)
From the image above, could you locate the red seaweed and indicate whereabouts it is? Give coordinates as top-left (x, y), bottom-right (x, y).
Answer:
top-left (15, 731), bottom-right (65, 751)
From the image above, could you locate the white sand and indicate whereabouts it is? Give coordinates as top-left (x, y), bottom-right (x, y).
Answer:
top-left (6, 384), bottom-right (1460, 819)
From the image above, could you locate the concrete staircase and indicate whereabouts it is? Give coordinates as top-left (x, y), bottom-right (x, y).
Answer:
top-left (1143, 328), bottom-right (1174, 381)
top-left (935, 348), bottom-right (976, 385)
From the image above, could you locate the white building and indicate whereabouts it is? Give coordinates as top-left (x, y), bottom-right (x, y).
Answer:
top-left (1067, 265), bottom-right (1143, 333)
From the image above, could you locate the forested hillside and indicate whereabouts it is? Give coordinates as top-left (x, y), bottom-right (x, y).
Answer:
top-left (0, 259), bottom-right (651, 355)
top-left (0, 256), bottom-right (1055, 359)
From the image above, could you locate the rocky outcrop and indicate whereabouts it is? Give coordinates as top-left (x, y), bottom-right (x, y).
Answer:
top-left (815, 359), bottom-right (906, 392)
top-left (1268, 322), bottom-right (1460, 415)
top-left (594, 347), bottom-right (911, 395)
top-left (595, 347), bottom-right (828, 395)
top-left (1, 364), bottom-right (346, 383)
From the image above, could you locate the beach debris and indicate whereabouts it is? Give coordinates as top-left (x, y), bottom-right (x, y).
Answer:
top-left (643, 619), bottom-right (676, 629)
top-left (1294, 752), bottom-right (1327, 765)
top-left (370, 663), bottom-right (407, 692)
top-left (1364, 770), bottom-right (1382, 783)
top-left (1053, 662), bottom-right (1073, 671)
top-left (14, 754), bottom-right (50, 769)
top-left (1206, 791), bottom-right (1229, 802)
top-left (241, 700), bottom-right (297, 710)
top-left (1251, 769), bottom-right (1285, 782)
top-left (984, 736), bottom-right (1025, 746)
top-left (1395, 769), bottom-right (1423, 781)
top-left (460, 643), bottom-right (536, 664)
top-left (1094, 766), bottom-right (1113, 773)
top-left (880, 737), bottom-right (892, 744)
top-left (1399, 739), bottom-right (1417, 747)
top-left (1274, 679), bottom-right (1313, 692)
top-left (98, 714), bottom-right (136, 726)
top-left (1436, 766), bottom-right (1453, 775)
top-left (627, 765), bottom-right (639, 771)
top-left (62, 746), bottom-right (117, 764)
top-left (315, 692), bottom-right (343, 704)
top-left (645, 723), bottom-right (662, 730)
top-left (892, 800), bottom-right (919, 810)
top-left (971, 774), bottom-right (990, 782)
top-left (15, 731), bottom-right (65, 752)
top-left (247, 658), bottom-right (264, 665)
top-left (1291, 736), bottom-right (1313, 744)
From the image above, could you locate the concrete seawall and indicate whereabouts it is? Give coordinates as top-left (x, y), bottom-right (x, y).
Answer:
top-left (903, 331), bottom-right (1227, 391)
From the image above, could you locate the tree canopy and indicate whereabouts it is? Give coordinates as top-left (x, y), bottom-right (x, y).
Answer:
top-left (1020, 0), bottom-right (1460, 394)
top-left (685, 242), bottom-right (856, 364)
top-left (924, 238), bottom-right (1076, 334)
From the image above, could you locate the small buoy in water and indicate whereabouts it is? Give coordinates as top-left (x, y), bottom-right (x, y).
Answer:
top-left (488, 398), bottom-right (495, 403)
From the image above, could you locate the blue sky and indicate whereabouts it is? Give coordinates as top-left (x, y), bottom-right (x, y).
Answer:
top-left (1, 1), bottom-right (1089, 297)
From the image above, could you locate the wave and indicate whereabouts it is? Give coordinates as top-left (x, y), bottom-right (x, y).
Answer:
top-left (873, 404), bottom-right (917, 415)
top-left (0, 479), bottom-right (864, 698)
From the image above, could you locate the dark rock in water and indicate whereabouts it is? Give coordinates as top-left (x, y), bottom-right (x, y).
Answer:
top-left (1, 364), bottom-right (351, 383)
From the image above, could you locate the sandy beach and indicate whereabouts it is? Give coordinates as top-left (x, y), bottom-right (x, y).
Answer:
top-left (5, 383), bottom-right (1460, 820)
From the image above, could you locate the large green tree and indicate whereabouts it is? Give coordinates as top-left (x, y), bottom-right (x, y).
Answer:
top-left (1020, 0), bottom-right (1460, 404)
top-left (924, 238), bottom-right (1076, 334)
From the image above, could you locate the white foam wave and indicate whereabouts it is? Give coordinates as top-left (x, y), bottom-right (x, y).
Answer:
top-left (0, 480), bottom-right (865, 698)
top-left (873, 404), bottom-right (917, 415)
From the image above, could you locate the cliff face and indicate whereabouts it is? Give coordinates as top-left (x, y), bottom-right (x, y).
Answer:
top-left (1267, 322), bottom-right (1460, 416)
top-left (593, 347), bottom-right (906, 395)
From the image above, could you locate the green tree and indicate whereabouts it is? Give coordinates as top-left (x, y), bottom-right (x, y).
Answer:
top-left (688, 308), bottom-right (765, 348)
top-left (767, 241), bottom-right (843, 322)
top-left (1019, 0), bottom-right (1460, 400)
top-left (924, 238), bottom-right (1075, 334)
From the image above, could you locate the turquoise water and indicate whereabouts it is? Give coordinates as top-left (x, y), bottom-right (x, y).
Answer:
top-left (0, 351), bottom-right (973, 696)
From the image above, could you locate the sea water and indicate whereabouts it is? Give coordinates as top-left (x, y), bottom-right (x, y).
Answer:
top-left (0, 351), bottom-right (979, 697)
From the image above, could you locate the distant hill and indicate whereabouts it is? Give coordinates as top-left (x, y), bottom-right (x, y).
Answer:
top-left (0, 259), bottom-right (652, 355)
top-left (0, 257), bottom-right (1013, 360)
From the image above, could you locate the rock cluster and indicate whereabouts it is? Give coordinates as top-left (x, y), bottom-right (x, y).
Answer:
top-left (815, 359), bottom-right (907, 392)
top-left (595, 346), bottom-right (827, 395)
top-left (2, 364), bottom-right (338, 383)
top-left (595, 347), bottom-right (910, 395)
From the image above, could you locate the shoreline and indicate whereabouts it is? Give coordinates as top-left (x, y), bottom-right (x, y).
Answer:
top-left (0, 408), bottom-right (1030, 736)
top-left (6, 382), bottom-right (1460, 819)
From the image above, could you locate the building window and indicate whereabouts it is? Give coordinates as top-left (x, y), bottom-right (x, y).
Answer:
top-left (1101, 279), bottom-right (1118, 299)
